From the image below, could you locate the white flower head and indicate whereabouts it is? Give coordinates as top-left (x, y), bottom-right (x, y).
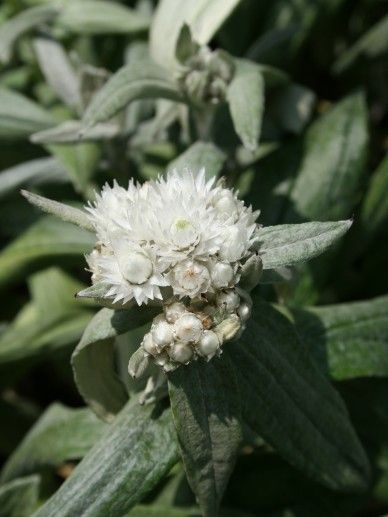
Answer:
top-left (85, 168), bottom-right (259, 306)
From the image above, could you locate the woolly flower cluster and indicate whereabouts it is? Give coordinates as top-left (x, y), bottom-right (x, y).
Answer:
top-left (85, 169), bottom-right (259, 305)
top-left (86, 169), bottom-right (260, 371)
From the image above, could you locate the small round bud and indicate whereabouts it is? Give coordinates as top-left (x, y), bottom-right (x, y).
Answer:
top-left (142, 333), bottom-right (158, 356)
top-left (175, 313), bottom-right (203, 344)
top-left (215, 314), bottom-right (241, 342)
top-left (238, 302), bottom-right (251, 323)
top-left (121, 251), bottom-right (153, 284)
top-left (165, 301), bottom-right (187, 323)
top-left (210, 262), bottom-right (234, 288)
top-left (218, 226), bottom-right (246, 262)
top-left (168, 342), bottom-right (194, 364)
top-left (217, 290), bottom-right (240, 312)
top-left (151, 320), bottom-right (174, 348)
top-left (213, 191), bottom-right (238, 219)
top-left (197, 330), bottom-right (220, 359)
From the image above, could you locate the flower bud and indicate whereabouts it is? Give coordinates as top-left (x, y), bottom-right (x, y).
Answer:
top-left (151, 320), bottom-right (174, 348)
top-left (210, 262), bottom-right (234, 288)
top-left (174, 313), bottom-right (203, 343)
top-left (218, 226), bottom-right (246, 262)
top-left (119, 251), bottom-right (153, 285)
top-left (239, 254), bottom-right (263, 292)
top-left (217, 290), bottom-right (240, 312)
top-left (197, 330), bottom-right (220, 359)
top-left (215, 314), bottom-right (241, 342)
top-left (238, 302), bottom-right (251, 323)
top-left (168, 342), bottom-right (194, 364)
top-left (165, 301), bottom-right (187, 323)
top-left (142, 333), bottom-right (158, 356)
top-left (213, 191), bottom-right (238, 220)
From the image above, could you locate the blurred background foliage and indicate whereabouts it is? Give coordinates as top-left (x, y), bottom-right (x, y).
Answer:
top-left (0, 0), bottom-right (387, 515)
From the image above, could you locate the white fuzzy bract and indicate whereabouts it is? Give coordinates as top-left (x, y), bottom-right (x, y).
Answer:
top-left (85, 169), bottom-right (259, 305)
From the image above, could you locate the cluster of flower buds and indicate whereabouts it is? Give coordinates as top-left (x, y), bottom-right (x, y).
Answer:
top-left (129, 288), bottom-right (252, 376)
top-left (178, 46), bottom-right (234, 105)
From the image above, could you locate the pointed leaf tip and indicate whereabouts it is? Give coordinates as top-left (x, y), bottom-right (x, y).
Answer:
top-left (21, 190), bottom-right (94, 232)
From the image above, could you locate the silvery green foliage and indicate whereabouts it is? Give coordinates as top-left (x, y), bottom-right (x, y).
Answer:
top-left (0, 0), bottom-right (387, 516)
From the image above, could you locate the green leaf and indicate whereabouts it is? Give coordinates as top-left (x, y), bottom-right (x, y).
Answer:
top-left (293, 295), bottom-right (388, 381)
top-left (83, 60), bottom-right (183, 128)
top-left (175, 24), bottom-right (199, 64)
top-left (0, 157), bottom-right (68, 199)
top-left (0, 87), bottom-right (54, 140)
top-left (46, 141), bottom-right (100, 193)
top-left (287, 92), bottom-right (368, 221)
top-left (168, 141), bottom-right (226, 179)
top-left (0, 476), bottom-right (40, 517)
top-left (57, 0), bottom-right (149, 35)
top-left (21, 190), bottom-right (94, 232)
top-left (127, 346), bottom-right (150, 380)
top-left (0, 268), bottom-right (94, 365)
top-left (21, 191), bottom-right (94, 231)
top-left (150, 0), bottom-right (241, 68)
top-left (31, 120), bottom-right (120, 144)
top-left (72, 306), bottom-right (159, 421)
top-left (33, 36), bottom-right (82, 112)
top-left (126, 506), bottom-right (200, 516)
top-left (0, 399), bottom-right (37, 456)
top-left (34, 400), bottom-right (178, 517)
top-left (168, 357), bottom-right (242, 517)
top-left (0, 217), bottom-right (95, 287)
top-left (227, 59), bottom-right (264, 151)
top-left (260, 267), bottom-right (292, 284)
top-left (227, 298), bottom-right (370, 491)
top-left (269, 83), bottom-right (316, 134)
top-left (256, 219), bottom-right (352, 269)
top-left (333, 14), bottom-right (388, 73)
top-left (76, 282), bottom-right (112, 302)
top-left (0, 4), bottom-right (59, 64)
top-left (360, 154), bottom-right (388, 243)
top-left (1, 404), bottom-right (106, 483)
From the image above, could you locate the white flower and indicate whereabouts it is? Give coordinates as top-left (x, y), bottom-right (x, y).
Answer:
top-left (167, 259), bottom-right (211, 298)
top-left (85, 168), bottom-right (260, 305)
top-left (87, 242), bottom-right (168, 305)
